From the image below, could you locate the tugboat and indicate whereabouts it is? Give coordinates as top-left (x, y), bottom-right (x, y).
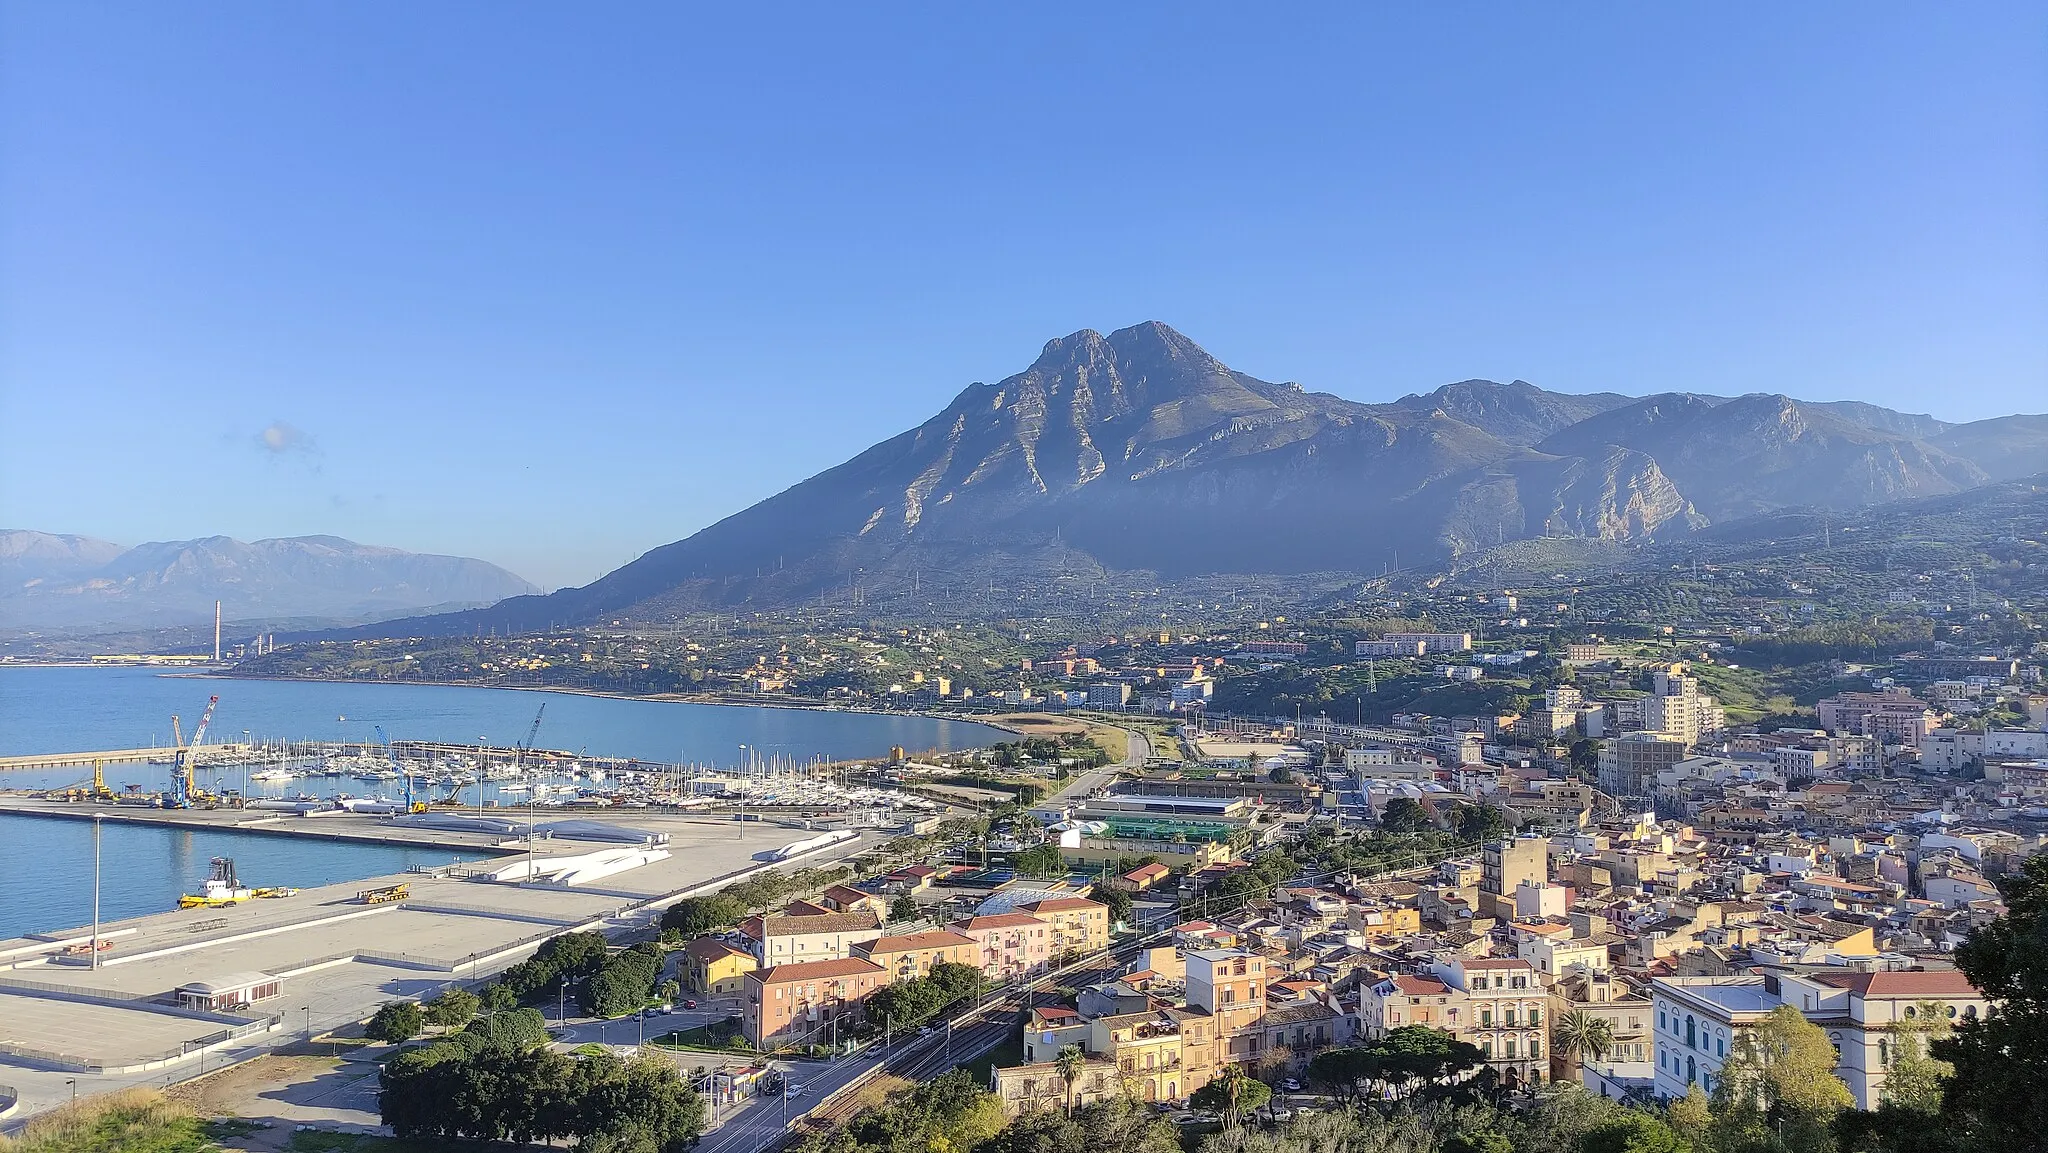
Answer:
top-left (177, 857), bottom-right (298, 908)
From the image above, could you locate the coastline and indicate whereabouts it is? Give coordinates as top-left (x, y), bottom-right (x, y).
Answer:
top-left (180, 668), bottom-right (1027, 739)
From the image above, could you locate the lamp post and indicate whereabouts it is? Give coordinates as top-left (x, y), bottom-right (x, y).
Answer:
top-left (66, 1079), bottom-right (75, 1104)
top-left (737, 745), bottom-right (749, 841)
top-left (302, 1006), bottom-right (312, 1043)
top-left (559, 977), bottom-right (569, 1029)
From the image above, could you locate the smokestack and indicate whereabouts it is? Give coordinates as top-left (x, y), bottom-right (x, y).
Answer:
top-left (214, 601), bottom-right (222, 662)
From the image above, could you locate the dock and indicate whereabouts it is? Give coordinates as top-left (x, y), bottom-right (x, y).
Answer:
top-left (0, 746), bottom-right (187, 772)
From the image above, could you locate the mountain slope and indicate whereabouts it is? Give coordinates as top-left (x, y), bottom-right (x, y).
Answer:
top-left (0, 534), bottom-right (539, 632)
top-left (1535, 392), bottom-right (1993, 520)
top-left (0, 530), bottom-right (127, 583)
top-left (334, 323), bottom-right (2047, 635)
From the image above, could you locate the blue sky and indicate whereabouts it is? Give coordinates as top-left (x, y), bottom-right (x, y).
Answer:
top-left (2, 5), bottom-right (2042, 590)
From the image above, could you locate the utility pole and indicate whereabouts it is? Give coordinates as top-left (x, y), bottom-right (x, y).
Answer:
top-left (91, 814), bottom-right (103, 970)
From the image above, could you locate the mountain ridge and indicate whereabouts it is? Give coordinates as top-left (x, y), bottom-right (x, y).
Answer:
top-left (0, 532), bottom-right (539, 633)
top-left (283, 322), bottom-right (2048, 636)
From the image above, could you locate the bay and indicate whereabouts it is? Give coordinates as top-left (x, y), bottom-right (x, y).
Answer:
top-left (0, 666), bottom-right (1007, 939)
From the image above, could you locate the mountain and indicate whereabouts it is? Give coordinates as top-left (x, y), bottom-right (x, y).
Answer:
top-left (0, 531), bottom-right (126, 583)
top-left (0, 532), bottom-right (539, 632)
top-left (344, 322), bottom-right (2048, 634)
top-left (1534, 392), bottom-right (1997, 520)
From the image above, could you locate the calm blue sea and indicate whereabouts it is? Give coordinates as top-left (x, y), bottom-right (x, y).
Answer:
top-left (0, 665), bottom-right (1005, 939)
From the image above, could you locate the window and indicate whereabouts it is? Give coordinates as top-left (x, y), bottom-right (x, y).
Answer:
top-left (1474, 977), bottom-right (1488, 991)
top-left (1481, 1009), bottom-right (1493, 1027)
top-left (1529, 1009), bottom-right (1541, 1027)
top-left (1530, 1038), bottom-right (1541, 1059)
top-left (1658, 1010), bottom-right (1666, 1030)
top-left (1505, 1039), bottom-right (1517, 1058)
top-left (1686, 1015), bottom-right (1697, 1050)
top-left (1505, 1009), bottom-right (1518, 1027)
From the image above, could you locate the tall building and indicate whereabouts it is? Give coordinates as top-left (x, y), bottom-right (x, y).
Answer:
top-left (1600, 731), bottom-right (1689, 799)
top-left (1481, 835), bottom-right (1548, 919)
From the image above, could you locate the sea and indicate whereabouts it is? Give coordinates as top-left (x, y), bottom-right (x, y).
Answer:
top-left (0, 665), bottom-right (1006, 940)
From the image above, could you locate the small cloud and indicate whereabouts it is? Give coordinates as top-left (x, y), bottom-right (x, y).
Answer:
top-left (257, 420), bottom-right (317, 456)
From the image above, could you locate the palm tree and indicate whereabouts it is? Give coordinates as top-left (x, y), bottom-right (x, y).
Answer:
top-left (1553, 1009), bottom-right (1616, 1084)
top-left (1055, 1044), bottom-right (1085, 1118)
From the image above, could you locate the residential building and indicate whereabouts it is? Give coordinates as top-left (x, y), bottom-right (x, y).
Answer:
top-left (853, 930), bottom-right (980, 979)
top-left (1186, 949), bottom-right (1269, 1062)
top-left (953, 912), bottom-right (1052, 980)
top-left (991, 1057), bottom-right (1120, 1116)
top-left (741, 909), bottom-right (885, 966)
top-left (680, 937), bottom-right (757, 996)
top-left (1017, 897), bottom-right (1111, 958)
top-left (1482, 835), bottom-right (1548, 920)
top-left (1431, 957), bottom-right (1551, 1089)
top-left (742, 957), bottom-right (889, 1050)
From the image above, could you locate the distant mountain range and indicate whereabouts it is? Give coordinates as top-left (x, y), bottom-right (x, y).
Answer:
top-left (195, 323), bottom-right (2048, 636)
top-left (0, 532), bottom-right (538, 633)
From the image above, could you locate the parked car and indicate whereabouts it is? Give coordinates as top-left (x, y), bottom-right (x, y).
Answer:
top-left (683, 999), bottom-right (699, 1009)
top-left (1279, 1078), bottom-right (1302, 1092)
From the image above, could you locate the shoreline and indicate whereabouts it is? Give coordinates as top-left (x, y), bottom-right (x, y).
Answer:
top-left (182, 669), bottom-right (1028, 738)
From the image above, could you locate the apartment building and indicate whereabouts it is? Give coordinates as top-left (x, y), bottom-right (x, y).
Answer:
top-left (679, 937), bottom-right (757, 996)
top-left (853, 930), bottom-right (979, 979)
top-left (1431, 957), bottom-right (1551, 1088)
top-left (952, 912), bottom-right (1052, 980)
top-left (740, 909), bottom-right (884, 966)
top-left (1648, 969), bottom-right (1988, 1109)
top-left (1186, 949), bottom-right (1269, 1063)
top-left (1017, 897), bottom-right (1111, 958)
top-left (742, 957), bottom-right (889, 1050)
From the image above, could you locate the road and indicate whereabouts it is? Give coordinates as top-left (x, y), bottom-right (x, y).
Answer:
top-left (693, 1009), bottom-right (1019, 1153)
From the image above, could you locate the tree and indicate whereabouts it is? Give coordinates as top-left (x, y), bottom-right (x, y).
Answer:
top-left (657, 979), bottom-right (681, 1008)
top-left (1054, 1045), bottom-right (1085, 1119)
top-left (1933, 850), bottom-right (2048, 1153)
top-left (480, 983), bottom-right (517, 1014)
top-left (1881, 1000), bottom-right (1953, 1114)
top-left (1711, 1005), bottom-right (1851, 1153)
top-left (1552, 1009), bottom-right (1616, 1082)
top-left (1097, 886), bottom-right (1134, 927)
top-left (1380, 797), bottom-right (1435, 834)
top-left (1015, 843), bottom-right (1065, 879)
top-left (1580, 1112), bottom-right (1690, 1153)
top-left (424, 987), bottom-right (480, 1030)
top-left (660, 894), bottom-right (746, 938)
top-left (1190, 1066), bottom-right (1269, 1127)
top-left (890, 894), bottom-right (922, 923)
top-left (1666, 1084), bottom-right (1712, 1150)
top-left (1454, 803), bottom-right (1509, 843)
top-left (367, 1000), bottom-right (424, 1043)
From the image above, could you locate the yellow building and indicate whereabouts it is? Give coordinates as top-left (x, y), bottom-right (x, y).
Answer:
top-left (853, 930), bottom-right (979, 979)
top-left (681, 937), bottom-right (757, 996)
top-left (1017, 897), bottom-right (1111, 958)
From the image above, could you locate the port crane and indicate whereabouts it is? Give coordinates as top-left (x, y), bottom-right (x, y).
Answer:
top-left (515, 703), bottom-right (546, 776)
top-left (164, 694), bottom-right (219, 808)
top-left (375, 725), bottom-right (426, 813)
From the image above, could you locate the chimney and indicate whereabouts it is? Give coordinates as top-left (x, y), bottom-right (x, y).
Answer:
top-left (214, 600), bottom-right (222, 662)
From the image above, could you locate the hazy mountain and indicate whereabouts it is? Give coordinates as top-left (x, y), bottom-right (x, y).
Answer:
top-left (334, 322), bottom-right (2048, 634)
top-left (0, 532), bottom-right (538, 632)
top-left (1534, 392), bottom-right (1996, 520)
top-left (1930, 414), bottom-right (2048, 482)
top-left (0, 530), bottom-right (126, 583)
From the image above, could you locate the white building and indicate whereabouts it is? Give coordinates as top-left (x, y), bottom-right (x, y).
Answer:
top-left (1650, 970), bottom-right (1986, 1109)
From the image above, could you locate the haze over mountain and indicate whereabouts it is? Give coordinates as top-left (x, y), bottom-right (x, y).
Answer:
top-left (0, 532), bottom-right (539, 633)
top-left (334, 322), bottom-right (2048, 635)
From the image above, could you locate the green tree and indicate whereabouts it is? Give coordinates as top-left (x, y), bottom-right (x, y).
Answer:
top-left (1710, 1005), bottom-right (1851, 1153)
top-left (1190, 1066), bottom-right (1270, 1127)
top-left (1553, 1009), bottom-right (1616, 1081)
top-left (1580, 1112), bottom-right (1690, 1153)
top-left (660, 894), bottom-right (747, 938)
top-left (1054, 1045), bottom-right (1085, 1119)
top-left (1936, 850), bottom-right (2048, 1153)
top-left (1380, 797), bottom-right (1435, 834)
top-left (366, 1000), bottom-right (424, 1043)
top-left (1097, 886), bottom-right (1135, 927)
top-left (1454, 802), bottom-right (1509, 843)
top-left (1880, 1001), bottom-right (1953, 1114)
top-left (424, 987), bottom-right (480, 1030)
top-left (890, 893), bottom-right (922, 923)
top-left (1015, 843), bottom-right (1066, 879)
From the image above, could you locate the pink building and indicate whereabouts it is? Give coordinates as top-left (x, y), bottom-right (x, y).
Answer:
top-left (951, 912), bottom-right (1052, 980)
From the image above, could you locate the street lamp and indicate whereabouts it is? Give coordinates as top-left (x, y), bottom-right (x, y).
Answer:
top-left (65, 1079), bottom-right (75, 1104)
top-left (559, 976), bottom-right (570, 1028)
top-left (302, 1006), bottom-right (312, 1043)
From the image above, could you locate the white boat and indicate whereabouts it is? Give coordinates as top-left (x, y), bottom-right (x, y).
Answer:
top-left (250, 767), bottom-right (297, 783)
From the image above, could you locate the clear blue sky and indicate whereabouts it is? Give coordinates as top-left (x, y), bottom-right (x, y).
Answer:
top-left (2, 5), bottom-right (2042, 589)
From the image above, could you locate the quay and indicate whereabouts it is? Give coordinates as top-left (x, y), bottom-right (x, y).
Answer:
top-left (0, 746), bottom-right (195, 772)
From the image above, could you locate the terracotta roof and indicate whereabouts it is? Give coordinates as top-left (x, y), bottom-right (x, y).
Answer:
top-left (1021, 897), bottom-right (1107, 914)
top-left (1391, 975), bottom-right (1450, 996)
top-left (1124, 863), bottom-right (1171, 882)
top-left (784, 899), bottom-right (834, 916)
top-left (1815, 969), bottom-right (1979, 998)
top-left (858, 930), bottom-right (976, 954)
top-left (750, 957), bottom-right (886, 983)
top-left (823, 884), bottom-right (879, 905)
top-left (1459, 957), bottom-right (1535, 970)
top-left (955, 913), bottom-right (1045, 930)
top-left (682, 937), bottom-right (753, 962)
top-left (757, 911), bottom-right (883, 935)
